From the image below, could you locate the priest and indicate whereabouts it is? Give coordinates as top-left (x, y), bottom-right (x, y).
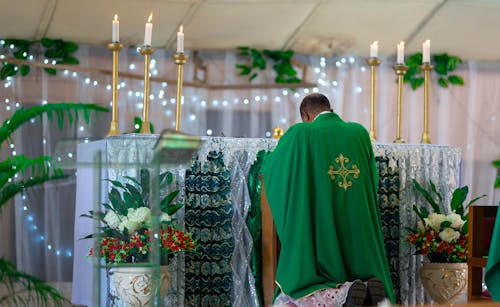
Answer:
top-left (262, 93), bottom-right (395, 306)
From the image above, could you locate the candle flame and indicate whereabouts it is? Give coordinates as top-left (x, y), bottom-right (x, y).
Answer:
top-left (180, 25), bottom-right (183, 33)
top-left (399, 41), bottom-right (405, 46)
top-left (425, 39), bottom-right (430, 44)
top-left (114, 14), bottom-right (118, 21)
top-left (148, 13), bottom-right (153, 23)
top-left (372, 40), bottom-right (378, 46)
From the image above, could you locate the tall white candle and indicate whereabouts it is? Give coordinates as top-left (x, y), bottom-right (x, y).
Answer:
top-left (112, 14), bottom-right (119, 42)
top-left (397, 41), bottom-right (405, 64)
top-left (177, 25), bottom-right (184, 53)
top-left (423, 40), bottom-right (431, 63)
top-left (144, 13), bottom-right (153, 46)
top-left (370, 41), bottom-right (378, 58)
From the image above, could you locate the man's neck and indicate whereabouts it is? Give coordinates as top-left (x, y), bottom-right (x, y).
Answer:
top-left (313, 111), bottom-right (331, 121)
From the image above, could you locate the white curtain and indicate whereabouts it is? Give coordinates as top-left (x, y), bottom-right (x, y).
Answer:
top-left (0, 45), bottom-right (498, 283)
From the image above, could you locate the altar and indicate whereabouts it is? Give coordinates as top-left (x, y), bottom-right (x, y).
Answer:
top-left (72, 134), bottom-right (461, 306)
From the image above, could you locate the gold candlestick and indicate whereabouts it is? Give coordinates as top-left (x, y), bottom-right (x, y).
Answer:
top-left (366, 57), bottom-right (381, 141)
top-left (139, 46), bottom-right (154, 134)
top-left (392, 64), bottom-right (409, 143)
top-left (421, 63), bottom-right (433, 144)
top-left (173, 52), bottom-right (188, 131)
top-left (106, 42), bottom-right (123, 136)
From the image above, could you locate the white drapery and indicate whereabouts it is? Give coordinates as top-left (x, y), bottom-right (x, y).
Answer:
top-left (0, 45), bottom-right (498, 286)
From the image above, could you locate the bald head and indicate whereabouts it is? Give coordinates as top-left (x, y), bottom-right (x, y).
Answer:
top-left (300, 93), bottom-right (332, 122)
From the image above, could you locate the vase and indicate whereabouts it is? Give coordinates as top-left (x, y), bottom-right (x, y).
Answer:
top-left (419, 262), bottom-right (467, 304)
top-left (109, 265), bottom-right (171, 307)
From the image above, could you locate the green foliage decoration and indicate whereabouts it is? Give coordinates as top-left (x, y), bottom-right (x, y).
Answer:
top-left (404, 53), bottom-right (465, 90)
top-left (0, 102), bottom-right (108, 305)
top-left (236, 46), bottom-right (302, 85)
top-left (0, 37), bottom-right (79, 80)
top-left (133, 116), bottom-right (154, 134)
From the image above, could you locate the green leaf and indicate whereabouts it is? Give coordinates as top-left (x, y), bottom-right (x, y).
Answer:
top-left (125, 183), bottom-right (143, 204)
top-left (429, 181), bottom-right (443, 203)
top-left (165, 203), bottom-right (184, 216)
top-left (0, 64), bottom-right (17, 80)
top-left (413, 179), bottom-right (441, 214)
top-left (44, 68), bottom-right (57, 75)
top-left (123, 175), bottom-right (140, 186)
top-left (450, 186), bottom-right (468, 215)
top-left (438, 77), bottom-right (448, 88)
top-left (461, 221), bottom-right (468, 234)
top-left (20, 65), bottom-right (30, 76)
top-left (63, 55), bottom-right (79, 65)
top-left (159, 171), bottom-right (173, 187)
top-left (161, 190), bottom-right (179, 211)
top-left (412, 204), bottom-right (426, 225)
top-left (106, 179), bottom-right (125, 189)
top-left (40, 37), bottom-right (54, 48)
top-left (492, 160), bottom-right (500, 168)
top-left (236, 64), bottom-right (251, 76)
top-left (63, 41), bottom-right (79, 52)
top-left (45, 49), bottom-right (58, 59)
top-left (448, 75), bottom-right (464, 85)
top-left (108, 187), bottom-right (127, 215)
top-left (249, 72), bottom-right (258, 81)
top-left (410, 78), bottom-right (424, 90)
top-left (465, 194), bottom-right (487, 211)
top-left (435, 63), bottom-right (447, 75)
top-left (446, 56), bottom-right (461, 71)
top-left (440, 220), bottom-right (452, 229)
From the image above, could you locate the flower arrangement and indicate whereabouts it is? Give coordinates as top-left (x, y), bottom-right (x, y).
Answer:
top-left (83, 169), bottom-right (197, 265)
top-left (406, 179), bottom-right (486, 263)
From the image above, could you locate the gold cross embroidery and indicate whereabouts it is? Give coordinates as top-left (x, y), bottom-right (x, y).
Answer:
top-left (327, 154), bottom-right (360, 191)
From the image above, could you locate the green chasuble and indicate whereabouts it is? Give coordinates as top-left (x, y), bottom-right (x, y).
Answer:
top-left (262, 112), bottom-right (395, 302)
top-left (485, 207), bottom-right (500, 301)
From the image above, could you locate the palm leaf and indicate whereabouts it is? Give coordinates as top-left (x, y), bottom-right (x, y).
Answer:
top-left (0, 103), bottom-right (108, 147)
top-left (0, 155), bottom-right (68, 207)
top-left (0, 258), bottom-right (65, 306)
top-left (0, 173), bottom-right (68, 207)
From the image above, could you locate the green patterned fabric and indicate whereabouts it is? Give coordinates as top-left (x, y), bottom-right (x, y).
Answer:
top-left (246, 150), bottom-right (270, 307)
top-left (376, 156), bottom-right (401, 303)
top-left (184, 151), bottom-right (233, 307)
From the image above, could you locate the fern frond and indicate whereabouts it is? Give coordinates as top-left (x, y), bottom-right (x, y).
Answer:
top-left (0, 258), bottom-right (65, 306)
top-left (0, 103), bottom-right (108, 147)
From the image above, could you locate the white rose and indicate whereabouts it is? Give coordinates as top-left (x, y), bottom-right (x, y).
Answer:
top-left (439, 227), bottom-right (460, 242)
top-left (427, 213), bottom-right (446, 231)
top-left (127, 207), bottom-right (151, 224)
top-left (160, 213), bottom-right (172, 222)
top-left (104, 211), bottom-right (121, 230)
top-left (118, 217), bottom-right (139, 233)
top-left (446, 213), bottom-right (465, 230)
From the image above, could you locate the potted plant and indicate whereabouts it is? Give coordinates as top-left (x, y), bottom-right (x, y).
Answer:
top-left (83, 169), bottom-right (197, 306)
top-left (406, 179), bottom-right (486, 303)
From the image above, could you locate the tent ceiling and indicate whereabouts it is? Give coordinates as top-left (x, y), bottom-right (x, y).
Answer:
top-left (1, 0), bottom-right (499, 61)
